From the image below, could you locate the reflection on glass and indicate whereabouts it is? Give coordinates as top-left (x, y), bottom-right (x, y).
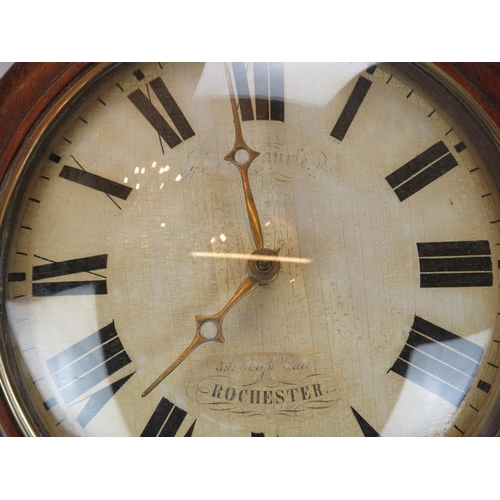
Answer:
top-left (383, 319), bottom-right (494, 436)
top-left (45, 321), bottom-right (133, 429)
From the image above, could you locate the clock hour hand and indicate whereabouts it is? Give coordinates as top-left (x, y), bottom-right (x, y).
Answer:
top-left (223, 62), bottom-right (265, 250)
top-left (141, 274), bottom-right (258, 397)
top-left (141, 248), bottom-right (281, 397)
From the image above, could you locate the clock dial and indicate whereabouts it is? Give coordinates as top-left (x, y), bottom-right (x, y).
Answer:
top-left (1, 62), bottom-right (500, 436)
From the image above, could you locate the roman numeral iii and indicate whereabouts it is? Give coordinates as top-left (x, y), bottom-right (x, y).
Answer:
top-left (32, 254), bottom-right (108, 296)
top-left (141, 397), bottom-right (196, 437)
top-left (417, 240), bottom-right (492, 287)
top-left (231, 62), bottom-right (285, 122)
top-left (386, 141), bottom-right (458, 201)
top-left (45, 321), bottom-right (134, 427)
top-left (128, 77), bottom-right (195, 149)
top-left (389, 316), bottom-right (484, 407)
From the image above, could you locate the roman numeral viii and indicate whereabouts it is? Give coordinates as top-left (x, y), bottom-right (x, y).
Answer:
top-left (141, 397), bottom-right (196, 437)
top-left (418, 240), bottom-right (492, 287)
top-left (231, 62), bottom-right (285, 122)
top-left (389, 316), bottom-right (484, 407)
top-left (32, 254), bottom-right (108, 297)
top-left (44, 321), bottom-right (134, 428)
top-left (386, 141), bottom-right (458, 201)
top-left (128, 77), bottom-right (195, 149)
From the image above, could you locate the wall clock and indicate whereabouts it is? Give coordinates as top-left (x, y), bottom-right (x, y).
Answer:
top-left (1, 62), bottom-right (500, 437)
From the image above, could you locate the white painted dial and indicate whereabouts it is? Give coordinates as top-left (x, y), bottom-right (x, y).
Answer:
top-left (3, 63), bottom-right (500, 436)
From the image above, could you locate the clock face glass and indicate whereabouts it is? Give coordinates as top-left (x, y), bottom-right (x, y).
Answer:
top-left (2, 62), bottom-right (500, 436)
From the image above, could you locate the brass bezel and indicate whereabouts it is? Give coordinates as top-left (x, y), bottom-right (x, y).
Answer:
top-left (1, 62), bottom-right (500, 436)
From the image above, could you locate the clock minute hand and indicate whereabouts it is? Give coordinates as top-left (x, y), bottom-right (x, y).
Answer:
top-left (223, 62), bottom-right (265, 250)
top-left (141, 274), bottom-right (258, 397)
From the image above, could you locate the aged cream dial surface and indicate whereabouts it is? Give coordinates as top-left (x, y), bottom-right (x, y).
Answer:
top-left (3, 62), bottom-right (500, 436)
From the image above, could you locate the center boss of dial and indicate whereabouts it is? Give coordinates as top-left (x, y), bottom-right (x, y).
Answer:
top-left (247, 248), bottom-right (281, 284)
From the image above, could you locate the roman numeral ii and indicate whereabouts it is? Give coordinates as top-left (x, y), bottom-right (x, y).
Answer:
top-left (386, 141), bottom-right (458, 201)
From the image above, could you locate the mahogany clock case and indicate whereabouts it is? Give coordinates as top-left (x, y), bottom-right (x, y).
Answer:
top-left (1, 62), bottom-right (500, 436)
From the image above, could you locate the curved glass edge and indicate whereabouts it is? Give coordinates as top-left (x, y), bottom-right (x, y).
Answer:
top-left (1, 62), bottom-right (500, 436)
top-left (0, 63), bottom-right (126, 436)
top-left (389, 63), bottom-right (500, 437)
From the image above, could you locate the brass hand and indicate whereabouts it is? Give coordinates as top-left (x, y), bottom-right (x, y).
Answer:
top-left (142, 248), bottom-right (281, 397)
top-left (224, 62), bottom-right (265, 250)
top-left (141, 274), bottom-right (258, 397)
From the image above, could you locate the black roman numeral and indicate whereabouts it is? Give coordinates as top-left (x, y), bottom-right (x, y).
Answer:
top-left (418, 240), bottom-right (493, 287)
top-left (45, 321), bottom-right (134, 427)
top-left (128, 77), bottom-right (195, 149)
top-left (232, 62), bottom-right (285, 122)
top-left (331, 69), bottom-right (374, 141)
top-left (141, 397), bottom-right (196, 437)
top-left (351, 407), bottom-right (380, 437)
top-left (59, 166), bottom-right (132, 200)
top-left (7, 272), bottom-right (26, 282)
top-left (389, 316), bottom-right (484, 407)
top-left (32, 254), bottom-right (107, 296)
top-left (386, 141), bottom-right (459, 201)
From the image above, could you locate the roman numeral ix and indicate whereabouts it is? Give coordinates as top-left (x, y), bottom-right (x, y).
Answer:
top-left (418, 240), bottom-right (492, 288)
top-left (232, 62), bottom-right (285, 122)
top-left (44, 321), bottom-right (134, 428)
top-left (386, 141), bottom-right (458, 201)
top-left (389, 316), bottom-right (484, 407)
